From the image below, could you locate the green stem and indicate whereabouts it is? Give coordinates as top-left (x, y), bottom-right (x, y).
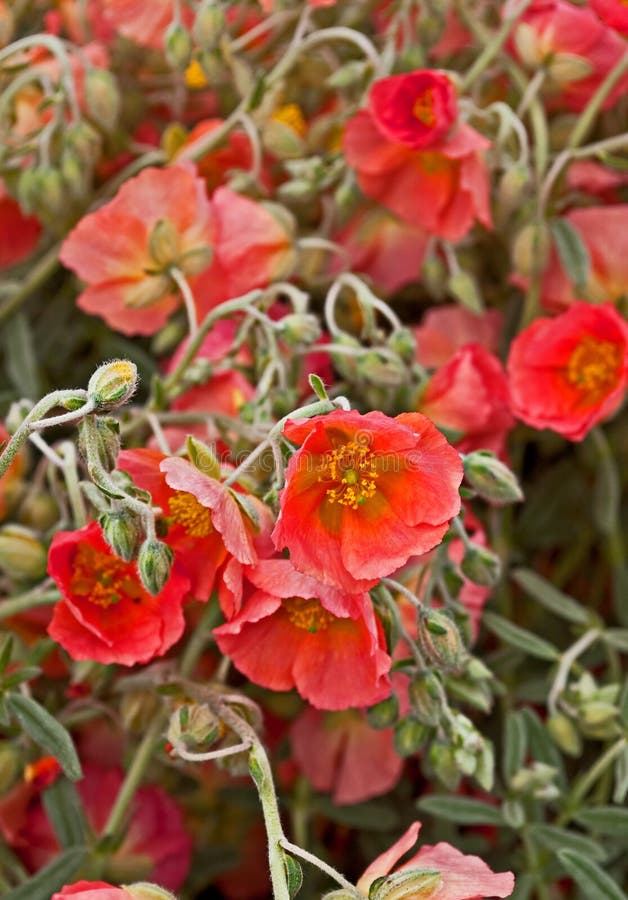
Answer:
top-left (176, 98), bottom-right (252, 163)
top-left (280, 838), bottom-right (361, 896)
top-left (170, 266), bottom-right (198, 337)
top-left (179, 601), bottom-right (223, 678)
top-left (0, 588), bottom-right (59, 622)
top-left (460, 0), bottom-right (534, 92)
top-left (521, 827), bottom-right (551, 900)
top-left (556, 737), bottom-right (627, 826)
top-left (568, 48), bottom-right (628, 150)
top-left (59, 441), bottom-right (88, 528)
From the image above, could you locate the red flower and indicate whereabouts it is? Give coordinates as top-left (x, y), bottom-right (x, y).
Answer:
top-left (507, 302), bottom-right (628, 441)
top-left (343, 71), bottom-right (492, 242)
top-left (357, 821), bottom-right (514, 899)
top-left (53, 884), bottom-right (131, 900)
top-left (591, 0), bottom-right (628, 35)
top-left (0, 181), bottom-right (41, 269)
top-left (47, 521), bottom-right (188, 665)
top-left (419, 344), bottom-right (514, 457)
top-left (214, 558), bottom-right (391, 710)
top-left (102, 0), bottom-right (193, 48)
top-left (291, 706), bottom-right (402, 804)
top-left (272, 409), bottom-right (462, 594)
top-left (414, 305), bottom-right (503, 369)
top-left (60, 165), bottom-right (214, 336)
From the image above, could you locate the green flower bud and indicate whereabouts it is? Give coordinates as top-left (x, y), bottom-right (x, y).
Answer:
top-left (460, 545), bottom-right (502, 587)
top-left (325, 60), bottom-right (369, 89)
top-left (428, 741), bottom-right (460, 790)
top-left (167, 702), bottom-right (221, 750)
top-left (79, 416), bottom-right (121, 471)
top-left (193, 3), bottom-right (225, 49)
top-left (278, 313), bottom-right (322, 347)
top-left (64, 120), bottom-right (102, 167)
top-left (387, 327), bottom-right (416, 362)
top-left (418, 611), bottom-right (465, 671)
top-left (356, 351), bottom-right (406, 387)
top-left (463, 451), bottom-right (524, 505)
top-left (366, 694), bottom-right (399, 730)
top-left (137, 539), bottom-right (173, 595)
top-left (408, 670), bottom-right (443, 726)
top-left (100, 510), bottom-right (143, 562)
top-left (17, 491), bottom-right (58, 531)
top-left (87, 360), bottom-right (138, 411)
top-left (495, 166), bottom-right (529, 222)
top-left (369, 869), bottom-right (442, 900)
top-left (547, 712), bottom-right (582, 757)
top-left (393, 715), bottom-right (430, 758)
top-left (0, 525), bottom-right (47, 581)
top-left (165, 23), bottom-right (193, 70)
top-left (84, 68), bottom-right (120, 133)
top-left (446, 271), bottom-right (483, 315)
top-left (263, 119), bottom-right (307, 160)
top-left (512, 222), bottom-right (550, 278)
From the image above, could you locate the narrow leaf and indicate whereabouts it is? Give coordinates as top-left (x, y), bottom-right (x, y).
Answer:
top-left (557, 849), bottom-right (627, 900)
top-left (43, 778), bottom-right (88, 847)
top-left (521, 708), bottom-right (566, 788)
top-left (417, 795), bottom-right (504, 826)
top-left (550, 219), bottom-right (591, 290)
top-left (308, 373), bottom-right (328, 401)
top-left (603, 629), bottom-right (628, 653)
top-left (483, 611), bottom-right (560, 661)
top-left (7, 693), bottom-right (82, 781)
top-left (511, 568), bottom-right (588, 625)
top-left (503, 710), bottom-right (527, 784)
top-left (575, 806), bottom-right (628, 836)
top-left (3, 847), bottom-right (87, 900)
top-left (529, 823), bottom-right (606, 862)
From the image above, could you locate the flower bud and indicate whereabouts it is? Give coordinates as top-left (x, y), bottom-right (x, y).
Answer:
top-left (167, 702), bottom-right (221, 750)
top-left (32, 167), bottom-right (66, 220)
top-left (369, 869), bottom-right (442, 900)
top-left (137, 539), bottom-right (173, 595)
top-left (496, 166), bottom-right (529, 222)
top-left (460, 545), bottom-right (502, 587)
top-left (547, 712), bottom-right (581, 757)
top-left (278, 313), bottom-right (322, 347)
top-left (100, 510), bottom-right (143, 562)
top-left (17, 491), bottom-right (58, 531)
top-left (64, 120), bottom-right (102, 167)
top-left (263, 107), bottom-right (307, 160)
top-left (394, 715), bottom-right (430, 758)
top-left (87, 360), bottom-right (138, 411)
top-left (428, 742), bottom-right (460, 790)
top-left (446, 270), bottom-right (483, 315)
top-left (325, 60), bottom-right (369, 89)
top-left (0, 525), bottom-right (47, 580)
top-left (148, 218), bottom-right (181, 269)
top-left (120, 689), bottom-right (161, 733)
top-left (417, 611), bottom-right (465, 671)
top-left (125, 883), bottom-right (178, 900)
top-left (5, 399), bottom-right (33, 434)
top-left (512, 222), bottom-right (550, 278)
top-left (79, 416), bottom-right (121, 470)
top-left (278, 178), bottom-right (318, 205)
top-left (60, 150), bottom-right (90, 202)
top-left (463, 451), bottom-right (524, 505)
top-left (366, 694), bottom-right (399, 730)
top-left (165, 23), bottom-right (193, 70)
top-left (193, 3), bottom-right (225, 50)
top-left (408, 670), bottom-right (442, 726)
top-left (356, 351), bottom-right (406, 387)
top-left (387, 327), bottom-right (416, 362)
top-left (322, 892), bottom-right (356, 900)
top-left (84, 68), bottom-right (120, 133)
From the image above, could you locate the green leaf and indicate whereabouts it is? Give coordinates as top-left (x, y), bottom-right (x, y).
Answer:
top-left (503, 710), bottom-right (527, 784)
top-left (312, 796), bottom-right (400, 831)
top-left (482, 611), bottom-right (560, 661)
top-left (7, 693), bottom-right (82, 781)
top-left (521, 708), bottom-right (566, 788)
top-left (614, 745), bottom-right (628, 804)
top-left (557, 849), bottom-right (627, 900)
top-left (282, 851), bottom-right (303, 899)
top-left (3, 846), bottom-right (87, 900)
top-left (529, 823), bottom-right (606, 862)
top-left (0, 635), bottom-right (13, 674)
top-left (593, 449), bottom-right (620, 536)
top-left (43, 778), bottom-right (88, 847)
top-left (575, 806), bottom-right (628, 836)
top-left (550, 219), bottom-right (591, 290)
top-left (603, 629), bottom-right (628, 653)
top-left (1, 667), bottom-right (42, 690)
top-left (511, 568), bottom-right (589, 625)
top-left (308, 373), bottom-right (328, 401)
top-left (417, 795), bottom-right (504, 826)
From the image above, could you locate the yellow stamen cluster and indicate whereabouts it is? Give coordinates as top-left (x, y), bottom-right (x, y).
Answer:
top-left (271, 103), bottom-right (307, 137)
top-left (412, 87), bottom-right (437, 126)
top-left (566, 336), bottom-right (622, 401)
top-left (320, 440), bottom-right (379, 510)
top-left (169, 491), bottom-right (213, 537)
top-left (284, 597), bottom-right (336, 633)
top-left (71, 543), bottom-right (142, 608)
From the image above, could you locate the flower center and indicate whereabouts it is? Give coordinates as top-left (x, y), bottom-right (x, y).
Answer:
top-left (284, 597), bottom-right (336, 632)
top-left (168, 491), bottom-right (213, 537)
top-left (319, 440), bottom-right (379, 509)
top-left (565, 336), bottom-right (622, 401)
top-left (70, 543), bottom-right (143, 608)
top-left (412, 87), bottom-right (436, 126)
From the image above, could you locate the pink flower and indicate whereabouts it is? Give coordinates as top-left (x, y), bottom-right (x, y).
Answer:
top-left (102, 0), bottom-right (193, 48)
top-left (357, 821), bottom-right (514, 899)
top-left (414, 305), bottom-right (503, 369)
top-left (53, 884), bottom-right (131, 900)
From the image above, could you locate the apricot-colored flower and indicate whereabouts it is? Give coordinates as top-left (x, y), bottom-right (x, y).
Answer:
top-left (507, 302), bottom-right (628, 441)
top-left (214, 557), bottom-right (391, 710)
top-left (343, 71), bottom-right (492, 242)
top-left (60, 165), bottom-right (214, 336)
top-left (272, 409), bottom-right (462, 594)
top-left (419, 344), bottom-right (514, 457)
top-left (291, 706), bottom-right (402, 804)
top-left (357, 821), bottom-right (514, 899)
top-left (47, 521), bottom-right (188, 665)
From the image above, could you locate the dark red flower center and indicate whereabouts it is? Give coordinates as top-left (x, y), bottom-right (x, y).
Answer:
top-left (70, 543), bottom-right (143, 607)
top-left (412, 87), bottom-right (437, 127)
top-left (284, 597), bottom-right (336, 632)
top-left (565, 336), bottom-right (622, 401)
top-left (319, 440), bottom-right (379, 509)
top-left (169, 491), bottom-right (213, 537)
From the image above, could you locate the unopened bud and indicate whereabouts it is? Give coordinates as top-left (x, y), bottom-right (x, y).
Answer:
top-left (579, 701), bottom-right (618, 729)
top-left (460, 545), bottom-right (502, 587)
top-left (325, 60), bottom-right (368, 89)
top-left (408, 670), bottom-right (442, 726)
top-left (6, 399), bottom-right (33, 435)
top-left (31, 167), bottom-right (65, 220)
top-left (421, 255), bottom-right (447, 298)
top-left (17, 491), bottom-right (58, 531)
top-left (512, 222), bottom-right (550, 278)
top-left (64, 120), bottom-right (102, 167)
top-left (100, 510), bottom-right (143, 562)
top-left (428, 741), bottom-right (460, 790)
top-left (278, 178), bottom-right (317, 204)
top-left (165, 22), bottom-right (193, 70)
top-left (0, 525), bottom-right (47, 580)
top-left (357, 351), bottom-right (406, 387)
top-left (79, 415), bottom-right (120, 470)
top-left (446, 271), bottom-right (484, 314)
top-left (369, 869), bottom-right (442, 900)
top-left (125, 884), bottom-right (178, 900)
top-left (193, 3), bottom-right (225, 49)
top-left (60, 150), bottom-right (90, 201)
top-left (418, 611), bottom-right (465, 671)
top-left (278, 313), bottom-right (322, 347)
top-left (547, 712), bottom-right (581, 757)
top-left (393, 715), bottom-right (430, 758)
top-left (148, 218), bottom-right (181, 268)
top-left (167, 702), bottom-right (221, 750)
top-left (87, 360), bottom-right (138, 411)
top-left (366, 694), bottom-right (399, 730)
top-left (387, 327), bottom-right (416, 362)
top-left (137, 538), bottom-right (173, 595)
top-left (463, 451), bottom-right (523, 505)
top-left (496, 166), bottom-right (529, 221)
top-left (84, 68), bottom-right (120, 133)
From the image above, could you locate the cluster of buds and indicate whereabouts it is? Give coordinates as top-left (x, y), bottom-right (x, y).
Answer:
top-left (430, 711), bottom-right (494, 792)
top-left (560, 672), bottom-right (622, 743)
